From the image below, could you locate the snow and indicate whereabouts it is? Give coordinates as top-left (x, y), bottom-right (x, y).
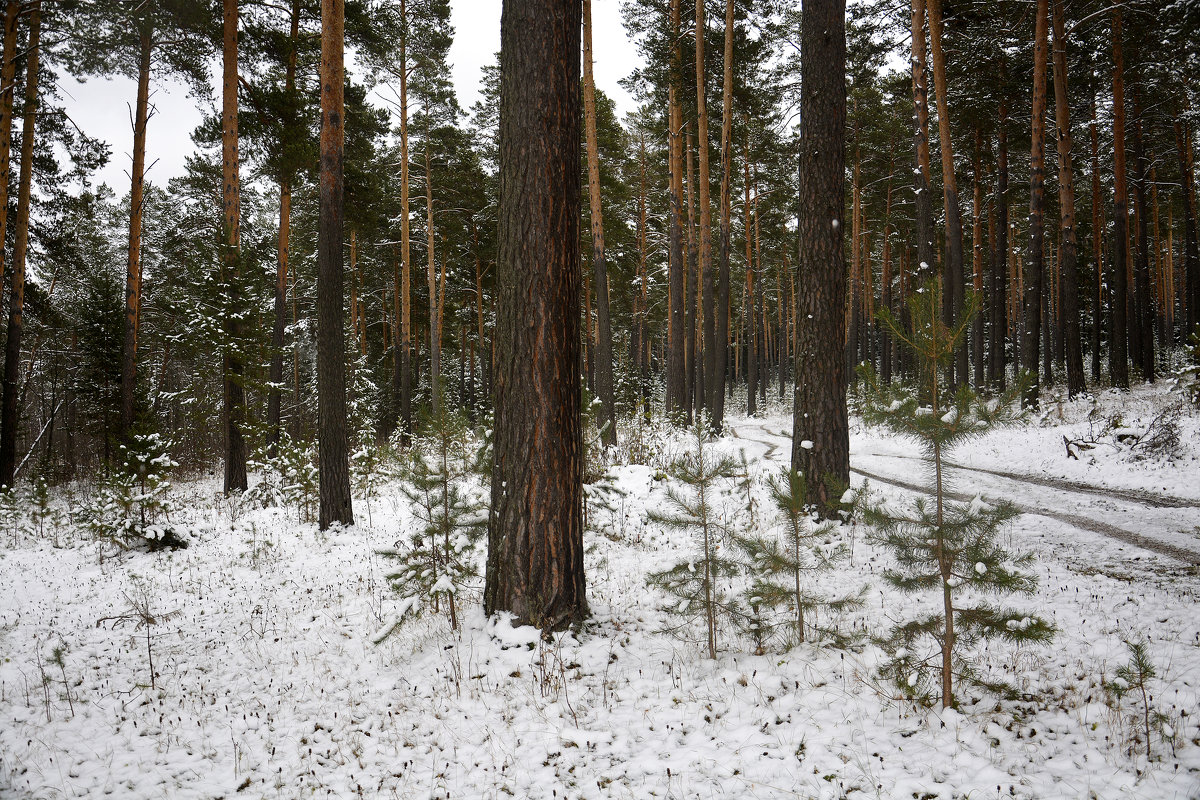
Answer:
top-left (1, 384), bottom-right (1198, 799)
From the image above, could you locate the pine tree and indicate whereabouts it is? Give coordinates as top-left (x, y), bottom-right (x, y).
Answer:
top-left (735, 467), bottom-right (864, 649)
top-left (647, 417), bottom-right (743, 660)
top-left (377, 409), bottom-right (486, 636)
top-left (857, 284), bottom-right (1053, 709)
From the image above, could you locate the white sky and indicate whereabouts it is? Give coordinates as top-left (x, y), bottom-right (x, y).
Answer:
top-left (67, 0), bottom-right (642, 195)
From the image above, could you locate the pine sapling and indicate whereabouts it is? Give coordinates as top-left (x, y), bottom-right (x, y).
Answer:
top-left (647, 416), bottom-right (744, 659)
top-left (377, 408), bottom-right (486, 638)
top-left (858, 283), bottom-right (1053, 708)
top-left (1108, 638), bottom-right (1164, 761)
top-left (736, 467), bottom-right (864, 649)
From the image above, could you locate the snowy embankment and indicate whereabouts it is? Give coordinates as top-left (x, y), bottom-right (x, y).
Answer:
top-left (1, 385), bottom-right (1198, 799)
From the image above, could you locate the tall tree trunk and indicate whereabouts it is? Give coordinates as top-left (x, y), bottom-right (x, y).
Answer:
top-left (881, 168), bottom-right (894, 384)
top-left (1050, 0), bottom-right (1085, 396)
top-left (694, 0), bottom-right (714, 425)
top-left (268, 0), bottom-right (300, 455)
top-left (666, 0), bottom-right (686, 419)
top-left (397, 0), bottom-right (413, 443)
top-left (581, 0), bottom-right (615, 445)
top-left (990, 90), bottom-right (1009, 388)
top-left (317, 0), bottom-right (353, 528)
top-left (710, 0), bottom-right (734, 431)
top-left (486, 0), bottom-right (586, 630)
top-left (971, 129), bottom-right (985, 388)
top-left (1090, 99), bottom-right (1104, 382)
top-left (424, 145), bottom-right (443, 415)
top-left (745, 143), bottom-right (757, 416)
top-left (638, 135), bottom-right (652, 420)
top-left (0, 0), bottom-right (16, 303)
top-left (1109, 8), bottom-right (1129, 388)
top-left (685, 126), bottom-right (696, 420)
top-left (926, 0), bottom-right (967, 385)
top-left (910, 0), bottom-right (935, 287)
top-left (1178, 119), bottom-right (1200, 339)
top-left (1130, 94), bottom-right (1154, 381)
top-left (221, 0), bottom-right (248, 492)
top-left (1022, 0), bottom-right (1049, 408)
top-left (120, 21), bottom-right (151, 443)
top-left (0, 2), bottom-right (37, 488)
top-left (792, 0), bottom-right (847, 518)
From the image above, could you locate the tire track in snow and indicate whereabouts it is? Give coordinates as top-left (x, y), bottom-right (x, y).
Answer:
top-left (731, 423), bottom-right (1200, 568)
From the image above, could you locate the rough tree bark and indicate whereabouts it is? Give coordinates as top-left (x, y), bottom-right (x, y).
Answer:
top-left (1022, 0), bottom-right (1049, 409)
top-left (1050, 0), bottom-right (1085, 397)
top-left (317, 0), bottom-right (353, 528)
top-left (485, 0), bottom-right (586, 631)
top-left (791, 0), bottom-right (848, 518)
top-left (0, 2), bottom-right (37, 488)
top-left (693, 0), bottom-right (714, 425)
top-left (709, 0), bottom-right (734, 431)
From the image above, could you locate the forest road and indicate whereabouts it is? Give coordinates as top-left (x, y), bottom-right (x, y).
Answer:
top-left (730, 421), bottom-right (1200, 570)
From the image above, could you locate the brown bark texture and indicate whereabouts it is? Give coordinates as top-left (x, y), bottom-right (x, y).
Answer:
top-left (791, 0), bottom-right (848, 517)
top-left (317, 0), bottom-right (353, 528)
top-left (1110, 8), bottom-right (1129, 387)
top-left (1050, 0), bottom-right (1085, 397)
top-left (1022, 0), bottom-right (1049, 408)
top-left (485, 0), bottom-right (586, 630)
top-left (0, 1), bottom-right (37, 488)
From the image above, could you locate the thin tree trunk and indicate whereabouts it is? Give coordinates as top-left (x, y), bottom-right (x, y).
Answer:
top-left (582, 0), bottom-right (615, 445)
top-left (1022, 0), bottom-right (1049, 409)
top-left (910, 0), bottom-right (935, 287)
top-left (685, 126), bottom-right (696, 421)
top-left (317, 0), bottom-right (353, 528)
top-left (694, 0), bottom-right (714, 425)
top-left (1110, 7), bottom-right (1129, 388)
top-left (926, 0), bottom-right (967, 385)
top-left (745, 140), bottom-right (757, 415)
top-left (1090, 100), bottom-right (1104, 382)
top-left (486, 0), bottom-right (586, 630)
top-left (221, 0), bottom-right (248, 492)
top-left (972, 128), bottom-right (985, 388)
top-left (710, 0), bottom-right (734, 432)
top-left (0, 2), bottom-right (37, 488)
top-left (398, 0), bottom-right (413, 442)
top-left (991, 90), bottom-right (1009, 389)
top-left (666, 0), bottom-right (686, 418)
top-left (638, 135), bottom-right (651, 420)
top-left (1178, 119), bottom-right (1200, 339)
top-left (1050, 0), bottom-right (1084, 396)
top-left (0, 0), bottom-right (17, 303)
top-left (1130, 94), bottom-right (1154, 382)
top-left (268, 0), bottom-right (300, 455)
top-left (792, 0), bottom-right (847, 517)
top-left (120, 21), bottom-right (151, 443)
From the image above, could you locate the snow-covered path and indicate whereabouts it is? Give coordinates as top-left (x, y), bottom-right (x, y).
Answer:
top-left (731, 416), bottom-right (1200, 570)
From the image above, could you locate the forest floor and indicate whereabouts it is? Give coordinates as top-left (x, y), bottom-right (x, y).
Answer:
top-left (2, 382), bottom-right (1199, 799)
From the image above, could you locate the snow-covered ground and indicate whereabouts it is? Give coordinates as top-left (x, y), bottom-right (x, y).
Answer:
top-left (2, 384), bottom-right (1198, 799)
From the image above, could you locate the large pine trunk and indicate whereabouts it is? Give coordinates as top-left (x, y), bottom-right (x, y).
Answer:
top-left (425, 147), bottom-right (442, 415)
top-left (791, 0), bottom-right (848, 517)
top-left (0, 3), bottom-right (38, 488)
top-left (1109, 8), bottom-right (1129, 388)
top-left (317, 0), bottom-right (353, 528)
top-left (694, 0), bottom-right (714, 424)
top-left (0, 1), bottom-right (16, 302)
top-left (710, 0), bottom-right (734, 431)
top-left (120, 23), bottom-right (151, 443)
top-left (1022, 0), bottom-right (1049, 408)
top-left (926, 0), bottom-right (967, 386)
top-left (1050, 0), bottom-right (1084, 396)
top-left (486, 0), bottom-right (586, 630)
